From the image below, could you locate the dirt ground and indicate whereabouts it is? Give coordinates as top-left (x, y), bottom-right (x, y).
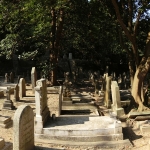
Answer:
top-left (0, 84), bottom-right (150, 150)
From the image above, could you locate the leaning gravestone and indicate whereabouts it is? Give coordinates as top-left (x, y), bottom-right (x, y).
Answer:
top-left (19, 78), bottom-right (26, 98)
top-left (111, 81), bottom-right (125, 117)
top-left (13, 105), bottom-right (34, 150)
top-left (35, 78), bottom-right (49, 134)
top-left (31, 67), bottom-right (37, 93)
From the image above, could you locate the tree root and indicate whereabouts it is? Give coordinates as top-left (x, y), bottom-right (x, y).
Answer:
top-left (137, 104), bottom-right (150, 112)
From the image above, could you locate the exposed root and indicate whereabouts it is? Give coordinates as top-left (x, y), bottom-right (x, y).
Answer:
top-left (137, 104), bottom-right (150, 112)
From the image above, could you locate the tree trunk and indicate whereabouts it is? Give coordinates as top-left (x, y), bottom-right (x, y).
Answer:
top-left (131, 57), bottom-right (150, 111)
top-left (50, 8), bottom-right (64, 86)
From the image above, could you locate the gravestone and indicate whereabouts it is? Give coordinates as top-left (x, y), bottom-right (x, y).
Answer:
top-left (13, 105), bottom-right (34, 150)
top-left (10, 72), bottom-right (14, 83)
top-left (31, 67), bottom-right (37, 93)
top-left (48, 86), bottom-right (63, 117)
top-left (69, 53), bottom-right (72, 59)
top-left (2, 86), bottom-right (14, 110)
top-left (35, 78), bottom-right (49, 134)
top-left (13, 84), bottom-right (19, 102)
top-left (104, 76), bottom-right (112, 108)
top-left (4, 73), bottom-right (9, 83)
top-left (19, 78), bottom-right (26, 98)
top-left (111, 81), bottom-right (125, 117)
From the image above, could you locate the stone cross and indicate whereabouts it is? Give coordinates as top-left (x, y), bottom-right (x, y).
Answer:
top-left (13, 105), bottom-right (34, 150)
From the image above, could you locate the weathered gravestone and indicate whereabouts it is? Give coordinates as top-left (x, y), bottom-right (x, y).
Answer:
top-left (13, 84), bottom-right (19, 102)
top-left (104, 76), bottom-right (112, 108)
top-left (19, 78), bottom-right (26, 98)
top-left (4, 73), bottom-right (9, 83)
top-left (2, 86), bottom-right (14, 110)
top-left (111, 81), bottom-right (125, 117)
top-left (31, 67), bottom-right (37, 93)
top-left (10, 72), bottom-right (14, 83)
top-left (35, 78), bottom-right (49, 134)
top-left (13, 105), bottom-right (34, 150)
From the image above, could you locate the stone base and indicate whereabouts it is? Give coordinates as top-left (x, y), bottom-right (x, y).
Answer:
top-left (0, 138), bottom-right (5, 149)
top-left (35, 107), bottom-right (50, 134)
top-left (111, 105), bottom-right (125, 117)
top-left (63, 97), bottom-right (72, 101)
top-left (140, 124), bottom-right (150, 134)
top-left (2, 100), bottom-right (14, 110)
top-left (0, 116), bottom-right (12, 128)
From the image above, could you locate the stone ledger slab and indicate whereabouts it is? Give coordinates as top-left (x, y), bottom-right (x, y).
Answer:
top-left (128, 111), bottom-right (150, 118)
top-left (0, 116), bottom-right (12, 128)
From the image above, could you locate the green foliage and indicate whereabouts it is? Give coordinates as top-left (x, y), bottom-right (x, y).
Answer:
top-left (0, 0), bottom-right (52, 60)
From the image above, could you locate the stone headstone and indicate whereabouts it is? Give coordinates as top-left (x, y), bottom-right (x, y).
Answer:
top-left (31, 67), bottom-right (37, 93)
top-left (10, 72), bottom-right (14, 83)
top-left (104, 76), bottom-right (111, 108)
top-left (19, 78), bottom-right (26, 98)
top-left (35, 78), bottom-right (49, 134)
top-left (2, 86), bottom-right (14, 110)
top-left (111, 81), bottom-right (125, 117)
top-left (13, 84), bottom-right (19, 102)
top-left (4, 73), bottom-right (9, 83)
top-left (13, 105), bottom-right (34, 150)
top-left (69, 53), bottom-right (72, 59)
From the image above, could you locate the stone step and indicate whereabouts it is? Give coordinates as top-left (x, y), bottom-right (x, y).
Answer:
top-left (43, 116), bottom-right (122, 137)
top-left (36, 133), bottom-right (123, 142)
top-left (35, 137), bottom-right (132, 149)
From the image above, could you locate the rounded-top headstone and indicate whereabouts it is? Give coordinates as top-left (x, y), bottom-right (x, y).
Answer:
top-left (13, 105), bottom-right (34, 150)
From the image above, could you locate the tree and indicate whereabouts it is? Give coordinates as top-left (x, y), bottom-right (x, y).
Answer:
top-left (111, 0), bottom-right (150, 111)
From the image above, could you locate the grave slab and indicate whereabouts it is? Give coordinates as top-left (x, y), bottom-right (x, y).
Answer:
top-left (128, 111), bottom-right (150, 118)
top-left (140, 124), bottom-right (150, 133)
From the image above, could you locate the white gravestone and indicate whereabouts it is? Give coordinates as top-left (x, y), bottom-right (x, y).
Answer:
top-left (19, 78), bottom-right (26, 98)
top-left (31, 67), bottom-right (37, 93)
top-left (13, 105), bottom-right (34, 150)
top-left (35, 78), bottom-right (49, 134)
top-left (111, 81), bottom-right (125, 117)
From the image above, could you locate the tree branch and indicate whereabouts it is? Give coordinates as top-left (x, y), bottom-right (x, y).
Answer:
top-left (133, 10), bottom-right (141, 36)
top-left (111, 0), bottom-right (133, 43)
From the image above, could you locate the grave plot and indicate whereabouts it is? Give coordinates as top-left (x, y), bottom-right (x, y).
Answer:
top-left (18, 78), bottom-right (35, 102)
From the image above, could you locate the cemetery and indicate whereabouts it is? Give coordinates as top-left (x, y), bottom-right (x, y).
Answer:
top-left (0, 1), bottom-right (150, 150)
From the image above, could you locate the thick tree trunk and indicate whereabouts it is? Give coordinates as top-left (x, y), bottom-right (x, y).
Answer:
top-left (131, 57), bottom-right (150, 111)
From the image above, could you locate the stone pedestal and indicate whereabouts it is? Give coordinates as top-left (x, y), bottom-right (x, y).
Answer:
top-left (0, 116), bottom-right (12, 128)
top-left (2, 100), bottom-right (14, 110)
